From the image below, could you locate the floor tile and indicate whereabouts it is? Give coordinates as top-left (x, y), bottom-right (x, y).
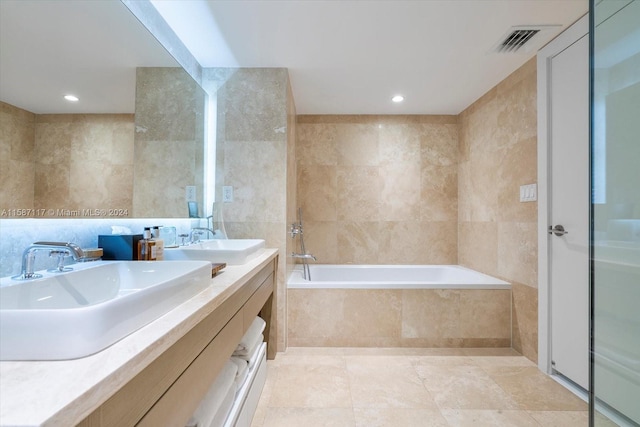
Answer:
top-left (262, 407), bottom-right (355, 427)
top-left (462, 347), bottom-right (521, 356)
top-left (346, 356), bottom-right (437, 409)
top-left (354, 407), bottom-right (449, 427)
top-left (416, 364), bottom-right (519, 410)
top-left (269, 363), bottom-right (352, 408)
top-left (484, 366), bottom-right (588, 411)
top-left (527, 410), bottom-right (589, 426)
top-left (441, 409), bottom-right (540, 426)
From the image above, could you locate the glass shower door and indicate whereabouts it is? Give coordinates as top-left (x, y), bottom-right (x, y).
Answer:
top-left (591, 0), bottom-right (640, 425)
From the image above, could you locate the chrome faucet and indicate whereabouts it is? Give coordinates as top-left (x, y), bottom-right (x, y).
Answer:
top-left (13, 242), bottom-right (85, 280)
top-left (189, 227), bottom-right (216, 243)
top-left (291, 253), bottom-right (317, 261)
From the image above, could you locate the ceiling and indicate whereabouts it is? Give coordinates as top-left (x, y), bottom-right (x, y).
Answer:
top-left (152, 0), bottom-right (588, 115)
top-left (0, 1), bottom-right (178, 114)
top-left (0, 1), bottom-right (588, 116)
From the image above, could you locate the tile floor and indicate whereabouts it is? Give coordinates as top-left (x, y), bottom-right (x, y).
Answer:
top-left (250, 347), bottom-right (601, 427)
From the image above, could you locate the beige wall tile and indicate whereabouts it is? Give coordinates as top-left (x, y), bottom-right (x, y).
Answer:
top-left (297, 165), bottom-right (337, 221)
top-left (460, 290), bottom-right (511, 339)
top-left (498, 222), bottom-right (538, 288)
top-left (379, 162), bottom-right (421, 221)
top-left (419, 221), bottom-right (458, 264)
top-left (337, 166), bottom-right (381, 221)
top-left (301, 220), bottom-right (338, 264)
top-left (402, 290), bottom-right (460, 339)
top-left (336, 123), bottom-right (379, 166)
top-left (458, 60), bottom-right (538, 362)
top-left (342, 289), bottom-right (402, 338)
top-left (296, 123), bottom-right (338, 166)
top-left (337, 221), bottom-right (380, 264)
top-left (420, 165), bottom-right (458, 222)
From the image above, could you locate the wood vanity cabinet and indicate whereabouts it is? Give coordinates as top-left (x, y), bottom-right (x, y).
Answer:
top-left (78, 257), bottom-right (277, 427)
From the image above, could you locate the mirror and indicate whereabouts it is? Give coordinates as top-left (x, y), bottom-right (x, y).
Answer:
top-left (0, 0), bottom-right (205, 218)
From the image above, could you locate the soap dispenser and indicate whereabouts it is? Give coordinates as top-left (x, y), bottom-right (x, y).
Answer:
top-left (137, 227), bottom-right (157, 260)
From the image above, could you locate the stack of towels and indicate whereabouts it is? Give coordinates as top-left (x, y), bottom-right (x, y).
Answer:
top-left (185, 316), bottom-right (266, 427)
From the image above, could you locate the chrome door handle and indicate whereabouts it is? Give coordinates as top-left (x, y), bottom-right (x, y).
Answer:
top-left (548, 225), bottom-right (568, 236)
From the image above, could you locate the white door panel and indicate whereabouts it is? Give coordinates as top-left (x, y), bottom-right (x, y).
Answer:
top-left (549, 34), bottom-right (590, 389)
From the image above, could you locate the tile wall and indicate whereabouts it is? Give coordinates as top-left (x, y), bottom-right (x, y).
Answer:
top-left (458, 58), bottom-right (538, 362)
top-left (208, 68), bottom-right (295, 352)
top-left (288, 289), bottom-right (511, 348)
top-left (295, 115), bottom-right (459, 265)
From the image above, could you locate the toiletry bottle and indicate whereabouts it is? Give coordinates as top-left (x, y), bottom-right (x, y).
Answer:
top-left (138, 227), bottom-right (150, 260)
top-left (146, 227), bottom-right (157, 261)
top-left (152, 226), bottom-right (164, 260)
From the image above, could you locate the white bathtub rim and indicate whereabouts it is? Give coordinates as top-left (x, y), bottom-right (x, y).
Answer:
top-left (288, 264), bottom-right (511, 290)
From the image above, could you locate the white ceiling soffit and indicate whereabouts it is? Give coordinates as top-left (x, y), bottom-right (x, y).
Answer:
top-left (154, 0), bottom-right (587, 115)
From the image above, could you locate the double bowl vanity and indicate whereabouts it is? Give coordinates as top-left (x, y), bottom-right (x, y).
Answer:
top-left (0, 239), bottom-right (276, 427)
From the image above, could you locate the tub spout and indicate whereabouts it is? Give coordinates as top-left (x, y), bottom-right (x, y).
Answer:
top-left (291, 253), bottom-right (317, 261)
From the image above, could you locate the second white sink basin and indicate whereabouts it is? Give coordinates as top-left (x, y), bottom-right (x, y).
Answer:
top-left (164, 239), bottom-right (265, 265)
top-left (0, 260), bottom-right (211, 361)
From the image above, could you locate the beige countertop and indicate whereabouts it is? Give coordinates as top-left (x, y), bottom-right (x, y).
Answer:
top-left (0, 249), bottom-right (278, 427)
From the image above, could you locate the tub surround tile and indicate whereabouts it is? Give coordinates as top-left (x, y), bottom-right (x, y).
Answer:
top-left (458, 221), bottom-right (499, 278)
top-left (296, 123), bottom-right (338, 166)
top-left (336, 166), bottom-right (382, 221)
top-left (459, 290), bottom-right (511, 339)
top-left (379, 162), bottom-right (421, 221)
top-left (302, 221), bottom-right (338, 264)
top-left (336, 221), bottom-right (381, 264)
top-left (419, 221), bottom-right (458, 264)
top-left (420, 165), bottom-right (458, 222)
top-left (402, 290), bottom-right (461, 339)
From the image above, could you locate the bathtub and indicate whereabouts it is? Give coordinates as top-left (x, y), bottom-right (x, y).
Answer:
top-left (288, 264), bottom-right (510, 289)
top-left (287, 264), bottom-right (512, 348)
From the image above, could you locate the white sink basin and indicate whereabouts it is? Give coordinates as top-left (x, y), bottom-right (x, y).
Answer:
top-left (0, 260), bottom-right (211, 361)
top-left (164, 239), bottom-right (265, 265)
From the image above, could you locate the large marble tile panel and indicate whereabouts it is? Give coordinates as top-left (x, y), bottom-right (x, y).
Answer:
top-left (262, 408), bottom-right (355, 427)
top-left (288, 289), bottom-right (346, 340)
top-left (527, 410), bottom-right (590, 426)
top-left (419, 123), bottom-right (459, 167)
top-left (302, 220), bottom-right (338, 264)
top-left (496, 137), bottom-right (537, 223)
top-left (458, 221), bottom-right (498, 277)
top-left (34, 163), bottom-right (70, 210)
top-left (440, 409), bottom-right (539, 426)
top-left (462, 90), bottom-right (499, 158)
top-left (336, 166), bottom-right (381, 221)
top-left (342, 290), bottom-right (402, 339)
top-left (345, 356), bottom-right (437, 409)
top-left (0, 159), bottom-right (34, 211)
top-left (484, 366), bottom-right (587, 411)
top-left (468, 148), bottom-right (499, 222)
top-left (511, 282), bottom-right (538, 363)
top-left (336, 221), bottom-right (380, 264)
top-left (378, 123), bottom-right (421, 167)
top-left (223, 140), bottom-right (287, 222)
top-left (420, 164), bottom-right (458, 222)
top-left (459, 290), bottom-right (511, 339)
top-left (496, 58), bottom-right (537, 149)
top-left (402, 289), bottom-right (460, 339)
top-left (497, 222), bottom-right (537, 288)
top-left (415, 364), bottom-right (519, 410)
top-left (335, 123), bottom-right (379, 166)
top-left (353, 408), bottom-right (449, 427)
top-left (377, 221), bottom-right (427, 264)
top-left (457, 160), bottom-right (472, 222)
top-left (379, 162), bottom-right (421, 221)
top-left (419, 221), bottom-right (458, 264)
top-left (35, 121), bottom-right (72, 165)
top-left (297, 165), bottom-right (337, 221)
top-left (296, 123), bottom-right (338, 166)
top-left (269, 363), bottom-right (351, 408)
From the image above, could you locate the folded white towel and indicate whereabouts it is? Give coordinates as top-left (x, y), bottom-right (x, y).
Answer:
top-left (232, 330), bottom-right (261, 358)
top-left (230, 357), bottom-right (249, 390)
top-left (247, 338), bottom-right (264, 368)
top-left (235, 317), bottom-right (266, 353)
top-left (186, 360), bottom-right (238, 427)
top-left (209, 379), bottom-right (236, 427)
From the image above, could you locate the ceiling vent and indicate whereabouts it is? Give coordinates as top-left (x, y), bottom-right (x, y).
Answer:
top-left (491, 25), bottom-right (561, 54)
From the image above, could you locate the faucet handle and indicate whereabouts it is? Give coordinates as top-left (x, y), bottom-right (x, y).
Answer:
top-left (48, 250), bottom-right (73, 273)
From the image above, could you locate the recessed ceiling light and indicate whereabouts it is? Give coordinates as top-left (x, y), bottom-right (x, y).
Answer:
top-left (64, 95), bottom-right (79, 102)
top-left (392, 95), bottom-right (404, 103)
